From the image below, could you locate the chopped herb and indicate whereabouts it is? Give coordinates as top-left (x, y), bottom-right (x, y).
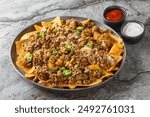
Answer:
top-left (86, 41), bottom-right (93, 48)
top-left (64, 44), bottom-right (74, 56)
top-left (64, 44), bottom-right (73, 51)
top-left (39, 32), bottom-right (44, 39)
top-left (26, 53), bottom-right (33, 62)
top-left (62, 69), bottom-right (72, 77)
top-left (51, 48), bottom-right (59, 55)
top-left (74, 26), bottom-right (84, 36)
top-left (75, 30), bottom-right (81, 36)
top-left (76, 26), bottom-right (84, 31)
top-left (50, 22), bottom-right (54, 24)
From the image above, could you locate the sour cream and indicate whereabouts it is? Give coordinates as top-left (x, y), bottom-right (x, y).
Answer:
top-left (123, 22), bottom-right (144, 37)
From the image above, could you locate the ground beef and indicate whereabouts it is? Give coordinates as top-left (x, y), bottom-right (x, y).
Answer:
top-left (20, 18), bottom-right (122, 88)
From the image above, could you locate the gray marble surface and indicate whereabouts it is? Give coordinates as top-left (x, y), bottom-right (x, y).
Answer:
top-left (0, 0), bottom-right (150, 100)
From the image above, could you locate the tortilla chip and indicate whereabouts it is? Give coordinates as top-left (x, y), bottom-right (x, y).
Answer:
top-left (109, 43), bottom-right (124, 56)
top-left (69, 71), bottom-right (113, 88)
top-left (25, 73), bottom-right (35, 78)
top-left (51, 16), bottom-right (62, 26)
top-left (88, 73), bottom-right (113, 86)
top-left (68, 84), bottom-right (76, 89)
top-left (111, 55), bottom-right (122, 62)
top-left (108, 66), bottom-right (119, 72)
top-left (16, 51), bottom-right (35, 74)
top-left (109, 33), bottom-right (123, 43)
top-left (20, 31), bottom-right (36, 41)
top-left (100, 72), bottom-right (113, 80)
top-left (93, 31), bottom-right (101, 40)
top-left (98, 33), bottom-right (111, 43)
top-left (16, 59), bottom-right (35, 74)
top-left (81, 18), bottom-right (90, 25)
top-left (88, 64), bottom-right (100, 70)
top-left (48, 62), bottom-right (54, 69)
top-left (34, 25), bottom-right (42, 31)
top-left (41, 21), bottom-right (52, 27)
top-left (15, 40), bottom-right (24, 55)
top-left (108, 55), bottom-right (122, 71)
top-left (36, 72), bottom-right (113, 89)
top-left (60, 20), bottom-right (64, 25)
top-left (38, 81), bottom-right (53, 88)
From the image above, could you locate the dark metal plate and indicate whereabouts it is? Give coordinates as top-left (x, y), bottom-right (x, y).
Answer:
top-left (10, 16), bottom-right (126, 92)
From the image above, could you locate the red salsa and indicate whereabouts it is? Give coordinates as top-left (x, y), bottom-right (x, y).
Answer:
top-left (105, 9), bottom-right (124, 22)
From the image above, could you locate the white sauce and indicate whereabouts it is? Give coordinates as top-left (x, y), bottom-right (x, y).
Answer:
top-left (123, 22), bottom-right (144, 37)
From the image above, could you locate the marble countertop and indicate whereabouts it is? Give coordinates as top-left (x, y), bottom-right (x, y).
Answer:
top-left (0, 0), bottom-right (150, 100)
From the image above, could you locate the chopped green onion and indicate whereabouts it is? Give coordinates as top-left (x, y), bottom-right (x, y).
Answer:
top-left (51, 48), bottom-right (59, 55)
top-left (64, 44), bottom-right (73, 51)
top-left (50, 22), bottom-right (54, 24)
top-left (62, 69), bottom-right (72, 77)
top-left (60, 67), bottom-right (72, 77)
top-left (26, 53), bottom-right (33, 62)
top-left (76, 26), bottom-right (84, 31)
top-left (39, 32), bottom-right (44, 39)
top-left (75, 30), bottom-right (81, 36)
top-left (86, 41), bottom-right (93, 48)
top-left (52, 28), bottom-right (57, 33)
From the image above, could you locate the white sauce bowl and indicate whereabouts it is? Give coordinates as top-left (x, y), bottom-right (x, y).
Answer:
top-left (121, 20), bottom-right (145, 44)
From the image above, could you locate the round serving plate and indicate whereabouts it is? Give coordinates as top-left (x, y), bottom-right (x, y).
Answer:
top-left (10, 16), bottom-right (126, 92)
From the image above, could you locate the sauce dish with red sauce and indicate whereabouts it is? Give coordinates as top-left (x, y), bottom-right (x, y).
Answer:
top-left (103, 6), bottom-right (126, 30)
